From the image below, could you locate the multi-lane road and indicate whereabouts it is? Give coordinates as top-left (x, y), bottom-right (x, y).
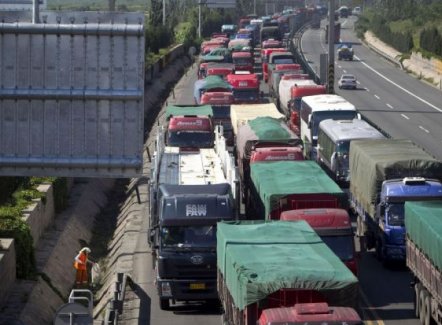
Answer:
top-left (130, 17), bottom-right (438, 324)
top-left (301, 16), bottom-right (442, 160)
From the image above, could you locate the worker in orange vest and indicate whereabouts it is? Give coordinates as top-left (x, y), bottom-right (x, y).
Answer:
top-left (74, 247), bottom-right (94, 287)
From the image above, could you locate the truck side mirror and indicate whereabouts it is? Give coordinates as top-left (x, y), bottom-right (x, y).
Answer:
top-left (148, 227), bottom-right (159, 248)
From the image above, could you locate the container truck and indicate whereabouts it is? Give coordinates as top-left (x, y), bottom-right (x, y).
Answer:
top-left (149, 125), bottom-right (239, 309)
top-left (217, 221), bottom-right (360, 325)
top-left (278, 75), bottom-right (314, 116)
top-left (280, 208), bottom-right (358, 275)
top-left (349, 139), bottom-right (442, 263)
top-left (268, 63), bottom-right (302, 100)
top-left (405, 201), bottom-right (442, 325)
top-left (235, 117), bottom-right (303, 204)
top-left (248, 160), bottom-right (348, 220)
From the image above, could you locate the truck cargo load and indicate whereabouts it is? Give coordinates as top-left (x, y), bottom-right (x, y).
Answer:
top-left (217, 221), bottom-right (359, 324)
top-left (350, 139), bottom-right (442, 217)
top-left (230, 103), bottom-right (284, 135)
top-left (405, 201), bottom-right (442, 325)
top-left (194, 75), bottom-right (232, 104)
top-left (250, 161), bottom-right (347, 219)
top-left (405, 201), bottom-right (442, 271)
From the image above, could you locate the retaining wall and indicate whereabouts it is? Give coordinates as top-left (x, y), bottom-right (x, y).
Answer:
top-left (0, 239), bottom-right (16, 307)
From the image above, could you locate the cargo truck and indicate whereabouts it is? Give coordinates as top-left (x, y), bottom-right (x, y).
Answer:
top-left (248, 160), bottom-right (348, 220)
top-left (280, 208), bottom-right (358, 275)
top-left (149, 125), bottom-right (239, 309)
top-left (267, 63), bottom-right (302, 100)
top-left (349, 139), bottom-right (442, 263)
top-left (194, 75), bottom-right (232, 105)
top-left (217, 221), bottom-right (360, 325)
top-left (250, 146), bottom-right (304, 164)
top-left (278, 75), bottom-right (314, 116)
top-left (405, 201), bottom-right (442, 325)
top-left (226, 73), bottom-right (260, 103)
top-left (235, 117), bottom-right (303, 205)
top-left (264, 51), bottom-right (295, 83)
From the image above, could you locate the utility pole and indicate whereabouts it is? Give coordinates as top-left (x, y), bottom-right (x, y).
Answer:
top-left (163, 0), bottom-right (166, 26)
top-left (198, 0), bottom-right (202, 38)
top-left (327, 0), bottom-right (335, 94)
top-left (253, 0), bottom-right (256, 15)
top-left (32, 0), bottom-right (40, 23)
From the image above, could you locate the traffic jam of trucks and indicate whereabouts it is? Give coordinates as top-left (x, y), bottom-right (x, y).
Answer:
top-left (145, 7), bottom-right (442, 325)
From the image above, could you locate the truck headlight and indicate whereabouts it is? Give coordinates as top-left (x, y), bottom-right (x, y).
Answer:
top-left (161, 282), bottom-right (172, 297)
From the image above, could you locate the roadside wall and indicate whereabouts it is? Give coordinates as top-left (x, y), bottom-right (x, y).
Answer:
top-left (0, 239), bottom-right (16, 307)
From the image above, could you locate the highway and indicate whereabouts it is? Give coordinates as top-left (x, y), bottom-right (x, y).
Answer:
top-left (131, 35), bottom-right (424, 323)
top-left (301, 16), bottom-right (442, 160)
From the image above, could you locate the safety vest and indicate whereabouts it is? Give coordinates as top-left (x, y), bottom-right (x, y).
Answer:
top-left (74, 252), bottom-right (87, 271)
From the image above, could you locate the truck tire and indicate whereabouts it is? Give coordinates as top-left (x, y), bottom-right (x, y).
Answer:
top-left (424, 294), bottom-right (431, 325)
top-left (415, 283), bottom-right (422, 318)
top-left (419, 289), bottom-right (428, 325)
top-left (160, 298), bottom-right (170, 310)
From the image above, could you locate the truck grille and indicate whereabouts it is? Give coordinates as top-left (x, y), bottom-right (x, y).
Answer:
top-left (177, 264), bottom-right (217, 278)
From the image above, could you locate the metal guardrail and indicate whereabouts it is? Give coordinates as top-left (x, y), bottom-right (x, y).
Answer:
top-left (103, 273), bottom-right (130, 325)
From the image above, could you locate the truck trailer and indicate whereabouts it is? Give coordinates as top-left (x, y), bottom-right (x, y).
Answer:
top-left (217, 221), bottom-right (360, 325)
top-left (350, 139), bottom-right (442, 263)
top-left (248, 160), bottom-right (348, 220)
top-left (405, 201), bottom-right (442, 325)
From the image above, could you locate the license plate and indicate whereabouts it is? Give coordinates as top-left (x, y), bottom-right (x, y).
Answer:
top-left (190, 283), bottom-right (205, 290)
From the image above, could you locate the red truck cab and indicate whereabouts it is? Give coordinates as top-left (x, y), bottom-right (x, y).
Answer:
top-left (200, 39), bottom-right (225, 54)
top-left (226, 73), bottom-right (260, 103)
top-left (167, 115), bottom-right (214, 148)
top-left (288, 84), bottom-right (326, 135)
top-left (264, 50), bottom-right (295, 82)
top-left (261, 48), bottom-right (286, 82)
top-left (258, 303), bottom-right (362, 325)
top-left (250, 147), bottom-right (304, 163)
top-left (280, 208), bottom-right (358, 275)
top-left (206, 64), bottom-right (235, 79)
top-left (232, 51), bottom-right (254, 73)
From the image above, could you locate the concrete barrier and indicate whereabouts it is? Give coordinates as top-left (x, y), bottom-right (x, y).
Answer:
top-left (0, 239), bottom-right (16, 307)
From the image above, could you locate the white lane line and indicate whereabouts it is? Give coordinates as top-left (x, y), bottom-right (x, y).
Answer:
top-left (401, 114), bottom-right (410, 120)
top-left (354, 54), bottom-right (442, 113)
top-left (356, 80), bottom-right (361, 84)
top-left (386, 103), bottom-right (394, 109)
top-left (342, 69), bottom-right (346, 73)
top-left (366, 88), bottom-right (370, 92)
top-left (419, 126), bottom-right (430, 133)
top-left (374, 95), bottom-right (380, 100)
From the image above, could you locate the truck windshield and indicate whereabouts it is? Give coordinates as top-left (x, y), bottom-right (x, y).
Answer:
top-left (167, 131), bottom-right (214, 148)
top-left (321, 235), bottom-right (355, 261)
top-left (232, 89), bottom-right (259, 102)
top-left (273, 58), bottom-right (294, 64)
top-left (386, 203), bottom-right (404, 227)
top-left (161, 226), bottom-right (216, 248)
top-left (233, 57), bottom-right (252, 65)
top-left (312, 111), bottom-right (358, 140)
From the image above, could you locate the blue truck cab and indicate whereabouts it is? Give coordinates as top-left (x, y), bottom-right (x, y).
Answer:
top-left (370, 178), bottom-right (442, 262)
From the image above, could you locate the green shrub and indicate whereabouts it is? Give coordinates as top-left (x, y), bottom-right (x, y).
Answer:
top-left (0, 214), bottom-right (35, 278)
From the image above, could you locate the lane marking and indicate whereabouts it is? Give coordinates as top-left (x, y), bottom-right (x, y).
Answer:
top-left (354, 54), bottom-right (442, 113)
top-left (343, 69), bottom-right (347, 73)
top-left (366, 88), bottom-right (370, 92)
top-left (419, 126), bottom-right (430, 133)
top-left (386, 103), bottom-right (393, 109)
top-left (357, 80), bottom-right (361, 84)
top-left (401, 114), bottom-right (410, 120)
top-left (374, 95), bottom-right (380, 100)
top-left (359, 289), bottom-right (385, 325)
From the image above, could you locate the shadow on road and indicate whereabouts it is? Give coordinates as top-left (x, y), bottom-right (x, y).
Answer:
top-left (128, 280), bottom-right (152, 325)
top-left (171, 300), bottom-right (223, 316)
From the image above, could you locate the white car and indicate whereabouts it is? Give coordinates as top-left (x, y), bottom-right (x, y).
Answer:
top-left (338, 74), bottom-right (357, 89)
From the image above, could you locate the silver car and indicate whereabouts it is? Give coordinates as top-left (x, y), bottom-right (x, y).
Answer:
top-left (338, 74), bottom-right (357, 89)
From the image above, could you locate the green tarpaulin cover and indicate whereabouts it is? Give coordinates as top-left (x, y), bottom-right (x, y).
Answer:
top-left (166, 105), bottom-right (213, 119)
top-left (405, 201), bottom-right (442, 271)
top-left (217, 220), bottom-right (358, 311)
top-left (250, 161), bottom-right (346, 218)
top-left (349, 139), bottom-right (442, 217)
top-left (249, 116), bottom-right (291, 139)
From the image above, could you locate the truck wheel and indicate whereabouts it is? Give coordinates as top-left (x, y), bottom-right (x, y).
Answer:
top-left (375, 238), bottom-right (384, 262)
top-left (159, 298), bottom-right (170, 310)
top-left (415, 283), bottom-right (422, 318)
top-left (419, 290), bottom-right (428, 325)
top-left (424, 294), bottom-right (431, 325)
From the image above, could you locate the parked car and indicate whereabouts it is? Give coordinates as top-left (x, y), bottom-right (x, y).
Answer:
top-left (338, 74), bottom-right (357, 89)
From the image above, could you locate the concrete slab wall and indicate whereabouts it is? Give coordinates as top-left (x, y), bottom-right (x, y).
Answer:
top-left (0, 239), bottom-right (16, 307)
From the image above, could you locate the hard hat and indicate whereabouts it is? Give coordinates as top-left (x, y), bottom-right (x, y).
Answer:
top-left (81, 247), bottom-right (91, 253)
